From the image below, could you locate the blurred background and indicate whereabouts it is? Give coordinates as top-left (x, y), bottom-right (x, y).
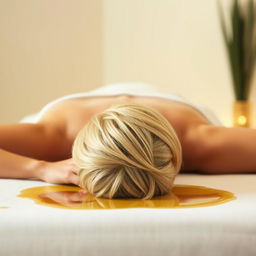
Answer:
top-left (0, 0), bottom-right (255, 125)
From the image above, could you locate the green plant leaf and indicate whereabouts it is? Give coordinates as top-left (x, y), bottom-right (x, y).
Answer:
top-left (218, 0), bottom-right (256, 100)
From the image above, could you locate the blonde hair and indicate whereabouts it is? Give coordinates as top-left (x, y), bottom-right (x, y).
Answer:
top-left (72, 103), bottom-right (182, 200)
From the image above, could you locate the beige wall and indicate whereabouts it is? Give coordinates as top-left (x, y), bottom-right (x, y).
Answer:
top-left (102, 0), bottom-right (256, 126)
top-left (0, 0), bottom-right (102, 123)
top-left (1, 0), bottom-right (255, 125)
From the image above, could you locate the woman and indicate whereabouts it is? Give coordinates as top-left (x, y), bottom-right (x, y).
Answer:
top-left (0, 83), bottom-right (255, 199)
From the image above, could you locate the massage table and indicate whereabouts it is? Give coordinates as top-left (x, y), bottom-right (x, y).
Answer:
top-left (1, 173), bottom-right (256, 256)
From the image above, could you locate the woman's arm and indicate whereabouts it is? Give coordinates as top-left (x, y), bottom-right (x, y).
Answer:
top-left (0, 148), bottom-right (80, 185)
top-left (0, 123), bottom-right (68, 161)
top-left (0, 123), bottom-right (79, 185)
top-left (0, 148), bottom-right (41, 179)
top-left (182, 125), bottom-right (256, 173)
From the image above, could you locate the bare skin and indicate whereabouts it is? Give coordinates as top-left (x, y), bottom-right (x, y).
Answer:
top-left (1, 94), bottom-right (256, 186)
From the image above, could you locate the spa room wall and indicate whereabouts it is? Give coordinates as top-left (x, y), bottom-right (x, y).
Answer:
top-left (102, 0), bottom-right (256, 127)
top-left (0, 0), bottom-right (103, 123)
top-left (1, 0), bottom-right (256, 126)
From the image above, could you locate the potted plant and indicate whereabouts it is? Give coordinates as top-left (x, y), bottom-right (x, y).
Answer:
top-left (218, 0), bottom-right (256, 127)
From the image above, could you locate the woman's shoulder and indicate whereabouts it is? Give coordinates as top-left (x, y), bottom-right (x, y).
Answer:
top-left (38, 100), bottom-right (89, 144)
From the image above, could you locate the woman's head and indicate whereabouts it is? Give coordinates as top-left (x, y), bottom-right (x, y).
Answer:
top-left (72, 103), bottom-right (182, 200)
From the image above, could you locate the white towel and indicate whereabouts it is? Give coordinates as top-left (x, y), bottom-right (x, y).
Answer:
top-left (21, 82), bottom-right (222, 125)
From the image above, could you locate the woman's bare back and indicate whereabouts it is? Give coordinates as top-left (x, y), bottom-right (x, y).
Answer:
top-left (37, 94), bottom-right (212, 164)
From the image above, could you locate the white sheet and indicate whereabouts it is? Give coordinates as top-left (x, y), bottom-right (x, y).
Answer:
top-left (1, 174), bottom-right (256, 256)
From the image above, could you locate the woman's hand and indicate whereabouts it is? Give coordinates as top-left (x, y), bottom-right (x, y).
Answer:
top-left (37, 158), bottom-right (81, 187)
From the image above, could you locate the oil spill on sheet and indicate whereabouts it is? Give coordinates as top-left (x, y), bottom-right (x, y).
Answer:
top-left (18, 184), bottom-right (236, 210)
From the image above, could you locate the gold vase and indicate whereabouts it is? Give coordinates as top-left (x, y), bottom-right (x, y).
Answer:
top-left (233, 101), bottom-right (251, 128)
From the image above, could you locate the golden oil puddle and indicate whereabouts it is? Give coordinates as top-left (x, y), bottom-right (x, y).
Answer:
top-left (18, 184), bottom-right (236, 210)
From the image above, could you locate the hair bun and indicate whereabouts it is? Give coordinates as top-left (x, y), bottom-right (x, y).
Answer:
top-left (72, 103), bottom-right (182, 199)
